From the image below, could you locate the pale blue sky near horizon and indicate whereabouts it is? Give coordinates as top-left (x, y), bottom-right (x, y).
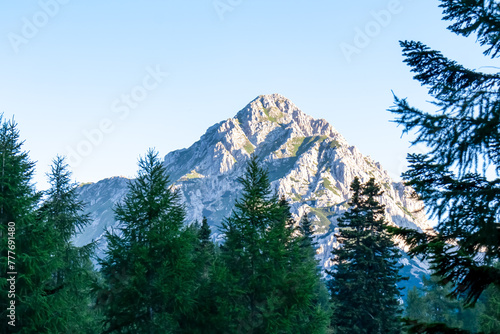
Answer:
top-left (0, 0), bottom-right (495, 190)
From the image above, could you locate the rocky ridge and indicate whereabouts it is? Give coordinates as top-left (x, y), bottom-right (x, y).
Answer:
top-left (75, 94), bottom-right (430, 287)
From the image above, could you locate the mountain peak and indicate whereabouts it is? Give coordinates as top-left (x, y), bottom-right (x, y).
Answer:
top-left (76, 93), bottom-right (431, 288)
top-left (234, 94), bottom-right (341, 147)
top-left (236, 93), bottom-right (303, 125)
top-left (163, 95), bottom-right (351, 181)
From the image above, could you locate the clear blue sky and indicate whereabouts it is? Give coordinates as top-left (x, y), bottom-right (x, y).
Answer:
top-left (0, 0), bottom-right (494, 190)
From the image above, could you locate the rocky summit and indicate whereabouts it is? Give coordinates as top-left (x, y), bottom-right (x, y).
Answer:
top-left (75, 94), bottom-right (430, 289)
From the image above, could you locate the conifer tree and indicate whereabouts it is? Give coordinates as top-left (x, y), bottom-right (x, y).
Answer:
top-left (196, 216), bottom-right (214, 278)
top-left (1, 118), bottom-right (98, 333)
top-left (389, 0), bottom-right (500, 305)
top-left (405, 286), bottom-right (426, 323)
top-left (37, 156), bottom-right (99, 333)
top-left (181, 217), bottom-right (218, 333)
top-left (218, 156), bottom-right (329, 333)
top-left (298, 214), bottom-right (316, 252)
top-left (99, 149), bottom-right (198, 333)
top-left (480, 285), bottom-right (500, 333)
top-left (288, 212), bottom-right (331, 333)
top-left (404, 276), bottom-right (483, 333)
top-left (218, 156), bottom-right (283, 332)
top-left (0, 116), bottom-right (47, 333)
top-left (328, 177), bottom-right (404, 334)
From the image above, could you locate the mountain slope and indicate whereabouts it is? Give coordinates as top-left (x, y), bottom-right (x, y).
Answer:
top-left (75, 94), bottom-right (430, 286)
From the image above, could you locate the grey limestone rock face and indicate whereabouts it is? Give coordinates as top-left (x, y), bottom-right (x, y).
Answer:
top-left (76, 94), bottom-right (430, 285)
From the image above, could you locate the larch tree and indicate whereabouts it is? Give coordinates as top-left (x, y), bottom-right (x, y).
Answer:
top-left (98, 149), bottom-right (199, 334)
top-left (36, 156), bottom-right (99, 333)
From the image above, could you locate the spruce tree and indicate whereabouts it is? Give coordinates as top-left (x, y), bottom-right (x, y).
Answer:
top-left (181, 217), bottom-right (218, 333)
top-left (99, 149), bottom-right (198, 333)
top-left (328, 177), bottom-right (404, 334)
top-left (218, 156), bottom-right (329, 333)
top-left (298, 214), bottom-right (316, 252)
top-left (0, 116), bottom-right (47, 333)
top-left (389, 0), bottom-right (500, 305)
top-left (289, 212), bottom-right (331, 333)
top-left (196, 216), bottom-right (214, 279)
top-left (218, 156), bottom-right (283, 332)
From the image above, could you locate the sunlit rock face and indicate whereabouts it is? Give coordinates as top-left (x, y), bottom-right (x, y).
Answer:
top-left (76, 94), bottom-right (430, 287)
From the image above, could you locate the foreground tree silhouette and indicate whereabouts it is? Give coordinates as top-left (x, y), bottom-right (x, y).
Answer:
top-left (389, 0), bottom-right (500, 306)
top-left (328, 177), bottom-right (404, 334)
top-left (99, 149), bottom-right (198, 333)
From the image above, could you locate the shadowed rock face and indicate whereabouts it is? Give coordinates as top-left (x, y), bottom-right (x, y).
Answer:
top-left (75, 94), bottom-right (430, 288)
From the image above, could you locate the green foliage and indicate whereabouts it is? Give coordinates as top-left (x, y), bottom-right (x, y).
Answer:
top-left (180, 216), bottom-right (220, 333)
top-left (290, 137), bottom-right (306, 156)
top-left (329, 140), bottom-right (340, 149)
top-left (262, 106), bottom-right (284, 122)
top-left (405, 276), bottom-right (484, 333)
top-left (99, 149), bottom-right (199, 333)
top-left (294, 135), bottom-right (328, 157)
top-left (328, 177), bottom-right (405, 334)
top-left (0, 116), bottom-right (44, 333)
top-left (37, 156), bottom-right (99, 333)
top-left (479, 279), bottom-right (500, 333)
top-left (217, 156), bottom-right (330, 333)
top-left (403, 319), bottom-right (475, 334)
top-left (323, 177), bottom-right (340, 196)
top-left (244, 140), bottom-right (255, 154)
top-left (0, 118), bottom-right (98, 333)
top-left (389, 0), bottom-right (500, 306)
top-left (308, 207), bottom-right (332, 230)
top-left (183, 169), bottom-right (203, 179)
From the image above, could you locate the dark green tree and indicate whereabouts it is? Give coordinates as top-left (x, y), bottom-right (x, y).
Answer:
top-left (327, 177), bottom-right (404, 334)
top-left (479, 282), bottom-right (500, 333)
top-left (36, 156), bottom-right (99, 333)
top-left (180, 217), bottom-right (218, 333)
top-left (0, 118), bottom-right (98, 333)
top-left (0, 116), bottom-right (48, 333)
top-left (406, 286), bottom-right (427, 322)
top-left (194, 216), bottom-right (215, 283)
top-left (217, 156), bottom-right (283, 332)
top-left (290, 212), bottom-right (331, 333)
top-left (405, 276), bottom-right (483, 333)
top-left (298, 214), bottom-right (316, 252)
top-left (218, 156), bottom-right (329, 333)
top-left (389, 0), bottom-right (500, 306)
top-left (98, 149), bottom-right (199, 333)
